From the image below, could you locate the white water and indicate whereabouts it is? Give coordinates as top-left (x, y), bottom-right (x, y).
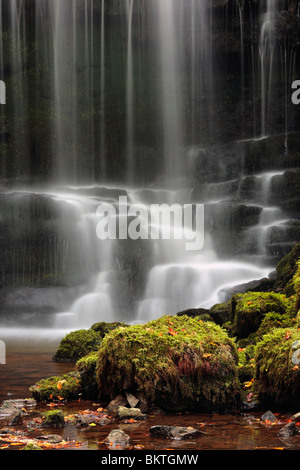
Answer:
top-left (259, 0), bottom-right (279, 137)
top-left (0, 0), bottom-right (293, 341)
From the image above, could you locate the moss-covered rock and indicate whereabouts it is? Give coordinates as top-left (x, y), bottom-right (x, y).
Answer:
top-left (53, 322), bottom-right (127, 362)
top-left (41, 410), bottom-right (65, 428)
top-left (76, 352), bottom-right (98, 400)
top-left (29, 371), bottom-right (82, 402)
top-left (52, 329), bottom-right (102, 362)
top-left (232, 292), bottom-right (289, 339)
top-left (91, 321), bottom-right (128, 336)
top-left (255, 327), bottom-right (300, 409)
top-left (209, 300), bottom-right (232, 325)
top-left (22, 442), bottom-right (43, 450)
top-left (96, 315), bottom-right (240, 412)
top-left (275, 243), bottom-right (300, 294)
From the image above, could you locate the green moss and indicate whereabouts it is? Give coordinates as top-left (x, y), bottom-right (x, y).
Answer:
top-left (254, 327), bottom-right (300, 409)
top-left (232, 292), bottom-right (289, 339)
top-left (53, 322), bottom-right (127, 362)
top-left (41, 410), bottom-right (65, 428)
top-left (209, 300), bottom-right (232, 325)
top-left (275, 243), bottom-right (300, 293)
top-left (52, 329), bottom-right (102, 362)
top-left (76, 352), bottom-right (98, 400)
top-left (22, 442), bottom-right (43, 450)
top-left (96, 315), bottom-right (240, 412)
top-left (90, 321), bottom-right (128, 336)
top-left (29, 371), bottom-right (82, 402)
top-left (256, 310), bottom-right (297, 339)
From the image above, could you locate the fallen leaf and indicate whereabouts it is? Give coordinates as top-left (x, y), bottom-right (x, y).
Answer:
top-left (168, 327), bottom-right (178, 336)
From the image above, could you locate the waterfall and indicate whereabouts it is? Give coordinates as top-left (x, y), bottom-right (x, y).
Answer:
top-left (259, 0), bottom-right (279, 137)
top-left (156, 0), bottom-right (184, 180)
top-left (0, 0), bottom-right (298, 335)
top-left (126, 0), bottom-right (135, 184)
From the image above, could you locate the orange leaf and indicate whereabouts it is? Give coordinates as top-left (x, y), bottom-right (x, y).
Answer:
top-left (168, 327), bottom-right (178, 336)
top-left (202, 353), bottom-right (211, 358)
top-left (57, 379), bottom-right (66, 390)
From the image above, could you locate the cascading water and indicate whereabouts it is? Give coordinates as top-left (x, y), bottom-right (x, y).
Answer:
top-left (0, 0), bottom-right (299, 343)
top-left (259, 0), bottom-right (279, 138)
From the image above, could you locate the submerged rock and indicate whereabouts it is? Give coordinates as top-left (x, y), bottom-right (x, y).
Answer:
top-left (149, 425), bottom-right (204, 440)
top-left (116, 406), bottom-right (146, 420)
top-left (278, 422), bottom-right (298, 437)
top-left (0, 399), bottom-right (36, 425)
top-left (260, 410), bottom-right (277, 423)
top-left (105, 429), bottom-right (130, 447)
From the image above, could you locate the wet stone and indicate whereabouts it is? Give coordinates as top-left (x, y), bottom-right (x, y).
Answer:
top-left (149, 425), bottom-right (204, 440)
top-left (117, 406), bottom-right (146, 420)
top-left (291, 348), bottom-right (300, 365)
top-left (278, 422), bottom-right (298, 437)
top-left (105, 429), bottom-right (130, 447)
top-left (260, 410), bottom-right (277, 422)
top-left (292, 340), bottom-right (300, 351)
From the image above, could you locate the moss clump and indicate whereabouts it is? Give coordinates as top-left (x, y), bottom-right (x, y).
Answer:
top-left (96, 315), bottom-right (240, 412)
top-left (22, 442), bottom-right (43, 450)
top-left (41, 410), bottom-right (65, 428)
top-left (91, 321), bottom-right (128, 335)
top-left (52, 329), bottom-right (102, 362)
top-left (255, 327), bottom-right (300, 409)
top-left (209, 300), bottom-right (232, 325)
top-left (232, 292), bottom-right (289, 339)
top-left (274, 243), bottom-right (300, 295)
top-left (237, 346), bottom-right (256, 383)
top-left (76, 352), bottom-right (98, 400)
top-left (29, 371), bottom-right (82, 402)
top-left (53, 322), bottom-right (127, 362)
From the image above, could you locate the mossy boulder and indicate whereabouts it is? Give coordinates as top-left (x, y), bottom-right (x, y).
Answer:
top-left (91, 321), bottom-right (128, 335)
top-left (52, 329), bottom-right (102, 362)
top-left (96, 315), bottom-right (240, 412)
top-left (41, 410), bottom-right (65, 428)
top-left (29, 371), bottom-right (82, 402)
top-left (76, 352), bottom-right (98, 400)
top-left (209, 300), bottom-right (232, 325)
top-left (275, 243), bottom-right (300, 294)
top-left (232, 292), bottom-right (289, 339)
top-left (53, 322), bottom-right (126, 362)
top-left (255, 327), bottom-right (300, 409)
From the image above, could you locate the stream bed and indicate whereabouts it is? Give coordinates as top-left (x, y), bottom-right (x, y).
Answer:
top-left (1, 344), bottom-right (300, 452)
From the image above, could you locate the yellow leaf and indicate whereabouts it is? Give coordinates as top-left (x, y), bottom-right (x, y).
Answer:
top-left (243, 381), bottom-right (253, 388)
